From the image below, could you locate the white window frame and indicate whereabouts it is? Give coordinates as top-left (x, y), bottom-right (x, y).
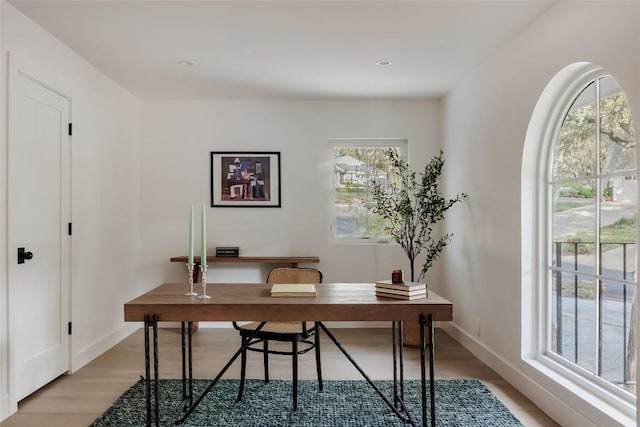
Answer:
top-left (328, 138), bottom-right (408, 244)
top-left (522, 63), bottom-right (637, 425)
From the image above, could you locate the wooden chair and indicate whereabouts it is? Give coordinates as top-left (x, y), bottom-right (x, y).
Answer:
top-left (234, 267), bottom-right (323, 411)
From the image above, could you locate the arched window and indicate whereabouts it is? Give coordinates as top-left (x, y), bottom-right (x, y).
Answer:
top-left (547, 74), bottom-right (636, 397)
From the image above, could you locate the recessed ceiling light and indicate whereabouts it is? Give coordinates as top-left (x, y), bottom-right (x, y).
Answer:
top-left (178, 60), bottom-right (195, 67)
top-left (376, 60), bottom-right (392, 67)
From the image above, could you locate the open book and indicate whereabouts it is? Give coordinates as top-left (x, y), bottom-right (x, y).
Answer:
top-left (270, 283), bottom-right (317, 297)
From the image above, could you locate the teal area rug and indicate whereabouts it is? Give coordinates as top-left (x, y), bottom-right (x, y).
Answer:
top-left (91, 379), bottom-right (523, 426)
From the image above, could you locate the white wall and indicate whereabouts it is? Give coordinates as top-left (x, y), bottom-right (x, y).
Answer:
top-left (140, 99), bottom-right (442, 291)
top-left (0, 3), bottom-right (142, 418)
top-left (0, 1), bottom-right (6, 420)
top-left (441, 2), bottom-right (640, 426)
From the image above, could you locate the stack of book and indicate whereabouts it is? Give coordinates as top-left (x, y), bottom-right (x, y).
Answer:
top-left (215, 246), bottom-right (240, 257)
top-left (375, 280), bottom-right (427, 300)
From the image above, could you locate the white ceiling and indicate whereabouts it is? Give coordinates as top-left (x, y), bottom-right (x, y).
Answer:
top-left (8, 0), bottom-right (553, 100)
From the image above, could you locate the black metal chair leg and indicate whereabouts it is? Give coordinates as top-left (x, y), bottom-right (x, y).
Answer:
top-left (263, 340), bottom-right (269, 383)
top-left (315, 323), bottom-right (323, 391)
top-left (292, 340), bottom-right (298, 411)
top-left (237, 337), bottom-right (247, 402)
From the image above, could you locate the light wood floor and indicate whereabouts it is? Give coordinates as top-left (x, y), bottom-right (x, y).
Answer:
top-left (0, 327), bottom-right (558, 426)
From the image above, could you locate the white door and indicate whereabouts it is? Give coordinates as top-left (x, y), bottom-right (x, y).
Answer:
top-left (7, 55), bottom-right (71, 401)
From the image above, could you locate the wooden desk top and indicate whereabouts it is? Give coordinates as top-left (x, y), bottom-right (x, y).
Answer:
top-left (170, 256), bottom-right (319, 264)
top-left (124, 283), bottom-right (453, 323)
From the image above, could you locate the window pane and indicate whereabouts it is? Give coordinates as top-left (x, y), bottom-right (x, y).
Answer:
top-left (600, 282), bottom-right (636, 393)
top-left (332, 144), bottom-right (402, 240)
top-left (600, 177), bottom-right (637, 282)
top-left (551, 273), bottom-right (596, 371)
top-left (599, 76), bottom-right (636, 174)
top-left (551, 182), bottom-right (595, 275)
top-left (553, 82), bottom-right (596, 181)
top-left (547, 74), bottom-right (637, 399)
top-left (598, 84), bottom-right (637, 394)
top-left (333, 195), bottom-right (367, 238)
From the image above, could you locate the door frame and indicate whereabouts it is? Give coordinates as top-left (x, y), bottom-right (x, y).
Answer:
top-left (5, 51), bottom-right (72, 412)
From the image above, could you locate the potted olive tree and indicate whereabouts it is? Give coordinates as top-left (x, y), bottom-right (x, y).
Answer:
top-left (366, 148), bottom-right (466, 345)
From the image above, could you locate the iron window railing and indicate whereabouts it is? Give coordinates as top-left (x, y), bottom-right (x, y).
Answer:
top-left (551, 240), bottom-right (636, 393)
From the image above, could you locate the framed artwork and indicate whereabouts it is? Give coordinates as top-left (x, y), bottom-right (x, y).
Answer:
top-left (210, 151), bottom-right (281, 207)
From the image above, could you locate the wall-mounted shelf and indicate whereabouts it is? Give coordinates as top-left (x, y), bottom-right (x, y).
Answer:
top-left (170, 256), bottom-right (319, 267)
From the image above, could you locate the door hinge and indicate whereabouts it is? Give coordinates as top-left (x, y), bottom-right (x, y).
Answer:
top-left (68, 123), bottom-right (72, 136)
top-left (68, 222), bottom-right (72, 236)
top-left (68, 322), bottom-right (72, 335)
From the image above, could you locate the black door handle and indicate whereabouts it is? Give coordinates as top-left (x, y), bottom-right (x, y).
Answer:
top-left (17, 247), bottom-right (33, 264)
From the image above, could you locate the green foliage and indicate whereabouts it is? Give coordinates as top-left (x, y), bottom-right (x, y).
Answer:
top-left (615, 215), bottom-right (636, 227)
top-left (352, 211), bottom-right (390, 240)
top-left (365, 149), bottom-right (466, 282)
top-left (554, 90), bottom-right (635, 180)
top-left (335, 147), bottom-right (395, 174)
top-left (555, 215), bottom-right (637, 255)
top-left (558, 182), bottom-right (593, 199)
top-left (553, 201), bottom-right (590, 213)
top-left (557, 280), bottom-right (596, 299)
top-left (334, 186), bottom-right (365, 204)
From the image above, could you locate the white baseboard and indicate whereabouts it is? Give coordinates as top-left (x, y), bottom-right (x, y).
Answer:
top-left (440, 322), bottom-right (594, 427)
top-left (439, 322), bottom-right (635, 427)
top-left (71, 323), bottom-right (138, 373)
top-left (0, 392), bottom-right (12, 422)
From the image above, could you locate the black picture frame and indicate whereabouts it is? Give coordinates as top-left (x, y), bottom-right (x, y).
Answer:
top-left (210, 151), bottom-right (281, 207)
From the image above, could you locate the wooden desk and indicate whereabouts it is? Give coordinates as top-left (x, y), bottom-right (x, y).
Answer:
top-left (125, 282), bottom-right (450, 322)
top-left (125, 283), bottom-right (452, 427)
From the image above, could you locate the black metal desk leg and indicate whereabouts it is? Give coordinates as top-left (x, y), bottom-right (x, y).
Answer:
top-left (178, 321), bottom-right (268, 423)
top-left (391, 320), bottom-right (406, 408)
top-left (419, 314), bottom-right (436, 427)
top-left (392, 321), bottom-right (398, 407)
top-left (144, 314), bottom-right (160, 427)
top-left (399, 321), bottom-right (405, 401)
top-left (318, 322), bottom-right (415, 425)
top-left (314, 322), bottom-right (323, 391)
top-left (181, 322), bottom-right (186, 401)
top-left (188, 321), bottom-right (194, 406)
top-left (144, 315), bottom-right (151, 427)
top-left (428, 314), bottom-right (435, 427)
top-left (419, 316), bottom-right (427, 427)
top-left (152, 314), bottom-right (159, 427)
top-left (180, 321), bottom-right (195, 410)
